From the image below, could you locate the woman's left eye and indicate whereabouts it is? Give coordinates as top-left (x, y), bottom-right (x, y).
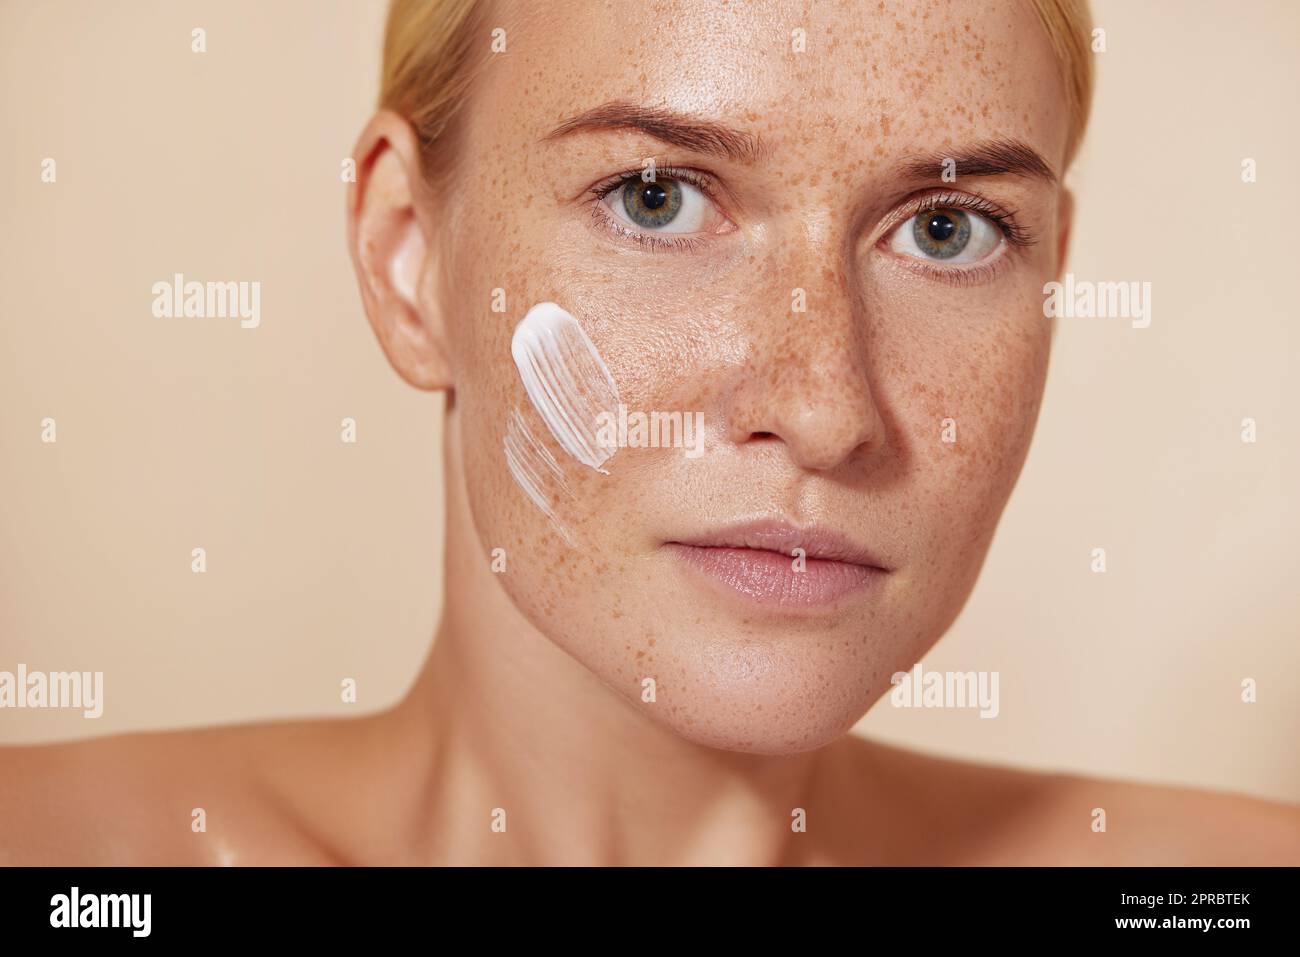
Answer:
top-left (602, 177), bottom-right (716, 234)
top-left (888, 207), bottom-right (1002, 265)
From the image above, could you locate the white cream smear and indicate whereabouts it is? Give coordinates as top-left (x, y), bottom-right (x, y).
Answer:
top-left (503, 408), bottom-right (575, 546)
top-left (511, 302), bottom-right (620, 472)
top-left (504, 301), bottom-right (620, 543)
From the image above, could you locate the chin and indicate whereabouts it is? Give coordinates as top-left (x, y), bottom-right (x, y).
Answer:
top-left (579, 611), bottom-right (913, 755)
top-left (634, 686), bottom-right (869, 756)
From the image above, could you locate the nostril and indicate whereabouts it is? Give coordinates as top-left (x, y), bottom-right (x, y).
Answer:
top-left (752, 431), bottom-right (777, 440)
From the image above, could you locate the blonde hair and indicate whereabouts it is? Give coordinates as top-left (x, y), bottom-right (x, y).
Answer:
top-left (1026, 0), bottom-right (1095, 164)
top-left (379, 0), bottom-right (1094, 175)
top-left (379, 0), bottom-right (489, 181)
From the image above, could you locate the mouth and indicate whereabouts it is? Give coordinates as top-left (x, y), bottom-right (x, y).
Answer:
top-left (663, 520), bottom-right (891, 609)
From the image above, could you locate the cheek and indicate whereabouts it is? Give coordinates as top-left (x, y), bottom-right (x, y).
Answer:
top-left (890, 280), bottom-right (1051, 575)
top-left (443, 179), bottom-right (717, 543)
top-left (440, 208), bottom-right (651, 643)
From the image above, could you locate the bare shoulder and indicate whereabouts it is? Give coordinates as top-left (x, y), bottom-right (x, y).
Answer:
top-left (0, 714), bottom-right (373, 866)
top-left (1044, 768), bottom-right (1300, 866)
top-left (849, 737), bottom-right (1300, 865)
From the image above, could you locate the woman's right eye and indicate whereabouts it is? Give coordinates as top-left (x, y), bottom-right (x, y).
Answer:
top-left (601, 177), bottom-right (726, 236)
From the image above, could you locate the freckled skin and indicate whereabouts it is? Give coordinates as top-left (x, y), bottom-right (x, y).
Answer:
top-left (3, 0), bottom-right (1297, 867)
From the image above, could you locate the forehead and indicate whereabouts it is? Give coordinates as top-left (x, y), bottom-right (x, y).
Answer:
top-left (487, 0), bottom-right (1068, 167)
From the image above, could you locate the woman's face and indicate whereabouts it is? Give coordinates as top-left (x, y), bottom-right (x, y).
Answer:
top-left (432, 0), bottom-right (1069, 753)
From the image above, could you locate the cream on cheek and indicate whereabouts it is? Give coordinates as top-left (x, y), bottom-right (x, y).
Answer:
top-left (502, 408), bottom-right (574, 544)
top-left (503, 301), bottom-right (621, 545)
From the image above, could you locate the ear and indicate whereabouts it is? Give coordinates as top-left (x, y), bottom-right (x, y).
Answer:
top-left (346, 109), bottom-right (452, 391)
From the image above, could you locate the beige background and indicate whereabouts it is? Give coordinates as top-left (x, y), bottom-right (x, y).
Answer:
top-left (2, 1), bottom-right (1296, 802)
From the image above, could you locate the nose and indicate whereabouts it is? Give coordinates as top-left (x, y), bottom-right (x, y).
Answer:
top-left (723, 253), bottom-right (886, 473)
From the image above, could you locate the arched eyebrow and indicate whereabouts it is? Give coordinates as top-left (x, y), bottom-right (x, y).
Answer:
top-left (543, 101), bottom-right (766, 163)
top-left (899, 139), bottom-right (1058, 184)
top-left (544, 104), bottom-right (1055, 186)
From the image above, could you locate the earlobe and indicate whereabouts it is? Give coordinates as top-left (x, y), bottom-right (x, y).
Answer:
top-left (346, 110), bottom-right (453, 392)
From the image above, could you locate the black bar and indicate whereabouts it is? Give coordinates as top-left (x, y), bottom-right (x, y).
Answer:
top-left (0, 866), bottom-right (1288, 944)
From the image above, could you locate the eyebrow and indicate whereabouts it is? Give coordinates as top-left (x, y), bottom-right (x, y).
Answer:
top-left (544, 104), bottom-right (1055, 186)
top-left (543, 101), bottom-right (765, 163)
top-left (899, 139), bottom-right (1058, 184)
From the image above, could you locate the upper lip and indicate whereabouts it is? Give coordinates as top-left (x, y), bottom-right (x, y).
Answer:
top-left (667, 519), bottom-right (890, 570)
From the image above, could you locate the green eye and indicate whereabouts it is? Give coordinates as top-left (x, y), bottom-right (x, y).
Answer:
top-left (912, 209), bottom-right (971, 259)
top-left (621, 179), bottom-right (683, 229)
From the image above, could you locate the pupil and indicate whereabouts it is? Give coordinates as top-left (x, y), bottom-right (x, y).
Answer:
top-left (641, 184), bottom-right (667, 210)
top-left (927, 214), bottom-right (956, 242)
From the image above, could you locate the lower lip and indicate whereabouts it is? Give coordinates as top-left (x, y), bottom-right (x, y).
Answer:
top-left (665, 544), bottom-right (884, 608)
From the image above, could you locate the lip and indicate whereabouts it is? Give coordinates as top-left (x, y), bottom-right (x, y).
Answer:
top-left (664, 520), bottom-right (890, 609)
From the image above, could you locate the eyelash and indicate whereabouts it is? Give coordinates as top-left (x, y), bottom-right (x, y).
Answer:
top-left (585, 173), bottom-right (1036, 273)
top-left (894, 189), bottom-right (1035, 247)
